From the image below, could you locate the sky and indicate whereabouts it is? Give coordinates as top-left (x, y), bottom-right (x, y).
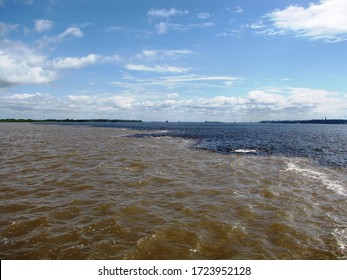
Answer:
top-left (0, 0), bottom-right (346, 122)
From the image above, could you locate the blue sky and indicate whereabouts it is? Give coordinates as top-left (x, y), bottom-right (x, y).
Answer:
top-left (0, 0), bottom-right (346, 121)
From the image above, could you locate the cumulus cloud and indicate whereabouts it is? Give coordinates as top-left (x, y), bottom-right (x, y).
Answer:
top-left (10, 93), bottom-right (43, 100)
top-left (134, 87), bottom-right (345, 120)
top-left (34, 19), bottom-right (54, 33)
top-left (52, 54), bottom-right (100, 69)
top-left (246, 88), bottom-right (346, 118)
top-left (0, 92), bottom-right (137, 119)
top-left (0, 40), bottom-right (56, 86)
top-left (1, 87), bottom-right (345, 121)
top-left (265, 0), bottom-right (347, 42)
top-left (0, 39), bottom-right (121, 87)
top-left (102, 96), bottom-right (136, 109)
top-left (68, 95), bottom-right (135, 109)
top-left (0, 92), bottom-right (57, 117)
top-left (248, 90), bottom-right (287, 105)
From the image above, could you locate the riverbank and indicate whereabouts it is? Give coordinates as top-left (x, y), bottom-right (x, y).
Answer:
top-left (0, 119), bottom-right (142, 123)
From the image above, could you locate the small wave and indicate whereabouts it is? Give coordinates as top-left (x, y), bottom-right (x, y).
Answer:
top-left (332, 228), bottom-right (347, 253)
top-left (234, 149), bottom-right (257, 154)
top-left (2, 123), bottom-right (346, 259)
top-left (285, 161), bottom-right (346, 196)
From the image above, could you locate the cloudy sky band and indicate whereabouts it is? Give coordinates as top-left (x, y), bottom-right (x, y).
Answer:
top-left (0, 0), bottom-right (346, 121)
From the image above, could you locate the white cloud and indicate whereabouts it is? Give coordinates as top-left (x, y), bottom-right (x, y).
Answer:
top-left (68, 95), bottom-right (92, 102)
top-left (0, 39), bottom-right (56, 86)
top-left (153, 22), bottom-right (186, 34)
top-left (197, 12), bottom-right (211, 19)
top-left (0, 92), bottom-right (137, 119)
top-left (34, 19), bottom-right (54, 33)
top-left (248, 90), bottom-right (287, 105)
top-left (132, 87), bottom-right (345, 120)
top-left (148, 8), bottom-right (213, 34)
top-left (166, 92), bottom-right (179, 99)
top-left (10, 93), bottom-right (43, 99)
top-left (102, 96), bottom-right (136, 109)
top-left (0, 92), bottom-right (58, 118)
top-left (246, 88), bottom-right (346, 118)
top-left (286, 87), bottom-right (345, 114)
top-left (101, 54), bottom-right (122, 63)
top-left (52, 54), bottom-right (100, 69)
top-left (154, 21), bottom-right (213, 34)
top-left (0, 22), bottom-right (19, 36)
top-left (125, 63), bottom-right (190, 73)
top-left (147, 8), bottom-right (188, 18)
top-left (0, 39), bottom-right (121, 87)
top-left (133, 49), bottom-right (194, 61)
top-left (190, 22), bottom-right (214, 28)
top-left (193, 96), bottom-right (248, 108)
top-left (58, 27), bottom-right (83, 39)
top-left (155, 22), bottom-right (169, 34)
top-left (111, 74), bottom-right (240, 93)
top-left (106, 25), bottom-right (151, 38)
top-left (35, 27), bottom-right (83, 48)
top-left (1, 87), bottom-right (345, 121)
top-left (68, 95), bottom-right (135, 109)
top-left (159, 75), bottom-right (239, 84)
top-left (234, 6), bottom-right (244, 14)
top-left (265, 0), bottom-right (347, 42)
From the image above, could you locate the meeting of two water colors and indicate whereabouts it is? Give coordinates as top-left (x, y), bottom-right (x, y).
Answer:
top-left (0, 122), bottom-right (346, 259)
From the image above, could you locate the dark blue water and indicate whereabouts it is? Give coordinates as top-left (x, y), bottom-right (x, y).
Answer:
top-left (59, 122), bottom-right (347, 168)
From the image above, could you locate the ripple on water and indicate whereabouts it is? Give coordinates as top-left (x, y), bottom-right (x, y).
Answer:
top-left (0, 123), bottom-right (346, 260)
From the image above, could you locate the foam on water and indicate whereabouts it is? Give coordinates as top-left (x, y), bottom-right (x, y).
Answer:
top-left (332, 228), bottom-right (347, 253)
top-left (284, 160), bottom-right (346, 196)
top-left (234, 149), bottom-right (257, 153)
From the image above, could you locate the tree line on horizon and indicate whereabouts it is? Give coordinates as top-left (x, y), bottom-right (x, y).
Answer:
top-left (0, 118), bottom-right (143, 123)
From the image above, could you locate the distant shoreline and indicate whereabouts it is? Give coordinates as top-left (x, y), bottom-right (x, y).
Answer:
top-left (0, 119), bottom-right (142, 123)
top-left (1, 118), bottom-right (346, 124)
top-left (259, 119), bottom-right (347, 124)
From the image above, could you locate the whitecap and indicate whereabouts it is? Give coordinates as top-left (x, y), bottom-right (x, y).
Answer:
top-left (234, 149), bottom-right (257, 153)
top-left (284, 161), bottom-right (346, 196)
top-left (332, 228), bottom-right (347, 252)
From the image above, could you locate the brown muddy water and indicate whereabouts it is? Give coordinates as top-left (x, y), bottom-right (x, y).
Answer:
top-left (0, 123), bottom-right (346, 259)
